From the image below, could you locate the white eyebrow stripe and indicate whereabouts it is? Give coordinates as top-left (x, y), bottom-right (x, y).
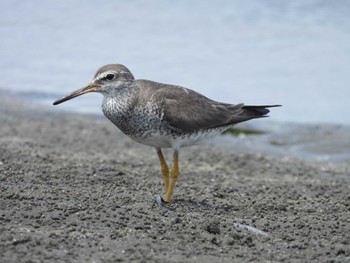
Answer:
top-left (94, 71), bottom-right (117, 81)
top-left (94, 70), bottom-right (132, 81)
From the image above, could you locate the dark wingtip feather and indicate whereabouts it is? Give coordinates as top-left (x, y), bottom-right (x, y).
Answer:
top-left (241, 104), bottom-right (281, 117)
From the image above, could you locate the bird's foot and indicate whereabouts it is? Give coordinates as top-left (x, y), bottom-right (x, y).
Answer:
top-left (156, 195), bottom-right (174, 216)
top-left (156, 195), bottom-right (171, 211)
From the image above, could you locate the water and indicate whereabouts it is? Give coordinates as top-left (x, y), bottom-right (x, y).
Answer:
top-left (1, 0), bottom-right (350, 124)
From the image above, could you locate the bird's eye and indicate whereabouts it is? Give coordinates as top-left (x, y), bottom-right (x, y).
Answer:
top-left (105, 74), bottom-right (115, 81)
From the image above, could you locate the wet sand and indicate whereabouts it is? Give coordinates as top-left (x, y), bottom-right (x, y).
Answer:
top-left (1, 94), bottom-right (349, 262)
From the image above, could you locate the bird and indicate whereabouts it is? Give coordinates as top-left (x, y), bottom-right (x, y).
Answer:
top-left (53, 64), bottom-right (280, 204)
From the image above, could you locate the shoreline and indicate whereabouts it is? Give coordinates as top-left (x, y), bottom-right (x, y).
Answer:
top-left (7, 87), bottom-right (350, 165)
top-left (1, 94), bottom-right (349, 262)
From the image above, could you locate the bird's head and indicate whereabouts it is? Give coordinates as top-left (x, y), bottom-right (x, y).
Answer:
top-left (53, 64), bottom-right (135, 105)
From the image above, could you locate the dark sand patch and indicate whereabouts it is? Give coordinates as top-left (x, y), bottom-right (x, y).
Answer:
top-left (1, 95), bottom-right (349, 262)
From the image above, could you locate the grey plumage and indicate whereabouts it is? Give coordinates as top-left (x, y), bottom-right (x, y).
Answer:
top-left (54, 64), bottom-right (279, 148)
top-left (53, 64), bottom-right (280, 203)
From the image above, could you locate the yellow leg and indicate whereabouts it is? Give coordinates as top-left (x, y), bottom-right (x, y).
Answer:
top-left (156, 148), bottom-right (169, 193)
top-left (163, 149), bottom-right (179, 203)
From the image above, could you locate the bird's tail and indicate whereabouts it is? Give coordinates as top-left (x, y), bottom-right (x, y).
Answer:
top-left (230, 104), bottom-right (281, 124)
top-left (242, 105), bottom-right (281, 116)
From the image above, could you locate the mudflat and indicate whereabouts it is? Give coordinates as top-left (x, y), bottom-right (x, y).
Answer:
top-left (1, 95), bottom-right (349, 262)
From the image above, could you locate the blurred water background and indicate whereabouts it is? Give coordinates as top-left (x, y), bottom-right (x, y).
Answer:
top-left (0, 0), bottom-right (349, 125)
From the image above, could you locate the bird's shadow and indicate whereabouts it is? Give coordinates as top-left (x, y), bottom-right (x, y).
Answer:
top-left (158, 198), bottom-right (270, 238)
top-left (157, 197), bottom-right (237, 216)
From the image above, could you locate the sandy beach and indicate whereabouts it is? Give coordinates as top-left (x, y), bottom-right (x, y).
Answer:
top-left (1, 94), bottom-right (349, 262)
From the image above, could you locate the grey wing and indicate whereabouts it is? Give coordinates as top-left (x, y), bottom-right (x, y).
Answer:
top-left (158, 87), bottom-right (245, 132)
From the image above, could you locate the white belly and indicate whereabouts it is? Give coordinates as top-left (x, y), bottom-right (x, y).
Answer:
top-left (135, 127), bottom-right (228, 149)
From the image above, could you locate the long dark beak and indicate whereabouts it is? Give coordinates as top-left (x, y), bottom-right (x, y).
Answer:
top-left (53, 82), bottom-right (99, 105)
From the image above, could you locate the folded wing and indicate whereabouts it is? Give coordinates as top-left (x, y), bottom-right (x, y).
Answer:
top-left (156, 85), bottom-right (279, 132)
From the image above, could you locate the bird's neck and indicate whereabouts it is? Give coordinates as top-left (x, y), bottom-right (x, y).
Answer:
top-left (102, 84), bottom-right (139, 126)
